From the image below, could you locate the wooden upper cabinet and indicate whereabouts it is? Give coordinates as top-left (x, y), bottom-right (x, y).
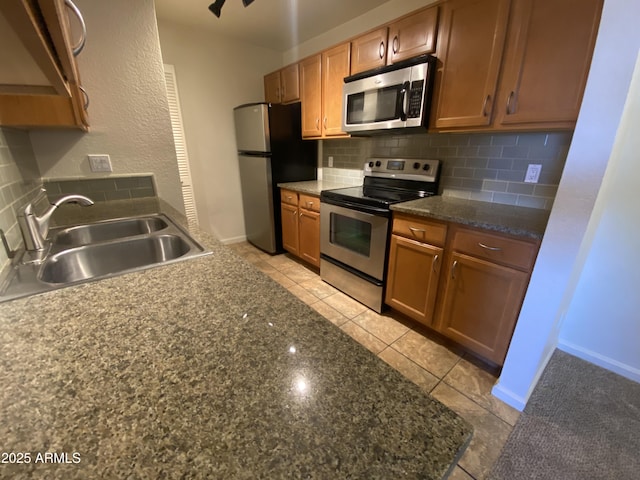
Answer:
top-left (300, 54), bottom-right (322, 137)
top-left (264, 64), bottom-right (299, 104)
top-left (433, 0), bottom-right (603, 131)
top-left (264, 70), bottom-right (281, 104)
top-left (350, 27), bottom-right (389, 75)
top-left (433, 0), bottom-right (511, 129)
top-left (387, 6), bottom-right (438, 64)
top-left (0, 0), bottom-right (89, 130)
top-left (280, 63), bottom-right (300, 103)
top-left (321, 43), bottom-right (350, 136)
top-left (493, 0), bottom-right (603, 128)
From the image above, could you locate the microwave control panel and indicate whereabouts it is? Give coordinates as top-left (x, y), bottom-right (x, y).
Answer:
top-left (407, 80), bottom-right (425, 118)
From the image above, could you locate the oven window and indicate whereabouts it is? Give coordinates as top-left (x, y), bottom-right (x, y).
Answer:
top-left (329, 212), bottom-right (372, 257)
top-left (346, 85), bottom-right (402, 124)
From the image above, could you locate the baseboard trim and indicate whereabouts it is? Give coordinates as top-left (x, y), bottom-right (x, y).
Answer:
top-left (558, 340), bottom-right (640, 383)
top-left (219, 235), bottom-right (247, 245)
top-left (490, 384), bottom-right (527, 412)
top-left (491, 344), bottom-right (557, 412)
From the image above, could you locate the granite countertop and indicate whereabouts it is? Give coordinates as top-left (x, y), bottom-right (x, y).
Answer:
top-left (0, 198), bottom-right (471, 479)
top-left (277, 180), bottom-right (352, 196)
top-left (392, 196), bottom-right (550, 240)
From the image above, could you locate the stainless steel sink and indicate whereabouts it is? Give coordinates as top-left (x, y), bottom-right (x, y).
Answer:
top-left (0, 213), bottom-right (210, 302)
top-left (40, 234), bottom-right (191, 284)
top-left (50, 216), bottom-right (168, 246)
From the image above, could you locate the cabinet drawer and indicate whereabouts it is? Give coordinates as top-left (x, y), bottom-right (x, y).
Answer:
top-left (299, 193), bottom-right (320, 212)
top-left (451, 227), bottom-right (538, 271)
top-left (280, 189), bottom-right (298, 206)
top-left (392, 214), bottom-right (447, 246)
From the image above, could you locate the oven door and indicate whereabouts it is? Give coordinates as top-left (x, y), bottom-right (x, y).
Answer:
top-left (320, 202), bottom-right (389, 281)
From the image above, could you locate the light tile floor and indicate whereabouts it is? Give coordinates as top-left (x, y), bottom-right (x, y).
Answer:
top-left (228, 241), bottom-right (520, 480)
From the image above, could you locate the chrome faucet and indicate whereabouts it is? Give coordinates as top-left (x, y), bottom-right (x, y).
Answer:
top-left (18, 194), bottom-right (94, 252)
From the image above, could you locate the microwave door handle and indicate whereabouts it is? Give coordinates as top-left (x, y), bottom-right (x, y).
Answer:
top-left (399, 81), bottom-right (410, 121)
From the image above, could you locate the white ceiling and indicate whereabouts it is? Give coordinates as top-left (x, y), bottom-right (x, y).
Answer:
top-left (154, 0), bottom-right (391, 52)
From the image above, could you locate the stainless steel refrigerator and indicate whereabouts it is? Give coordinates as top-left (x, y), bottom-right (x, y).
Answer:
top-left (233, 102), bottom-right (317, 253)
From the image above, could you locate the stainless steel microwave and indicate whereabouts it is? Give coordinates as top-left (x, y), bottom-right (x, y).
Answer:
top-left (342, 54), bottom-right (436, 135)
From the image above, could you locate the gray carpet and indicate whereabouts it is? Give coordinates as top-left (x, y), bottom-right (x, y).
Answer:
top-left (489, 350), bottom-right (640, 480)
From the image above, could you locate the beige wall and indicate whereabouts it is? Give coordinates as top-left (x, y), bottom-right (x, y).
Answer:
top-left (156, 20), bottom-right (282, 242)
top-left (28, 0), bottom-right (184, 213)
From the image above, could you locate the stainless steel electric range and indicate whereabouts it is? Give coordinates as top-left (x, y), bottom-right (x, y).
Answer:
top-left (320, 158), bottom-right (441, 312)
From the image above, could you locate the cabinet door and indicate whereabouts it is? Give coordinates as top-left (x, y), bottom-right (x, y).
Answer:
top-left (0, 0), bottom-right (88, 130)
top-left (387, 7), bottom-right (439, 64)
top-left (300, 54), bottom-right (322, 138)
top-left (281, 203), bottom-right (299, 255)
top-left (280, 63), bottom-right (300, 103)
top-left (299, 209), bottom-right (320, 267)
top-left (385, 235), bottom-right (443, 326)
top-left (494, 0), bottom-right (602, 128)
top-left (433, 0), bottom-right (510, 129)
top-left (264, 70), bottom-right (281, 103)
top-left (438, 252), bottom-right (529, 365)
top-left (351, 27), bottom-right (388, 75)
top-left (321, 43), bottom-right (350, 136)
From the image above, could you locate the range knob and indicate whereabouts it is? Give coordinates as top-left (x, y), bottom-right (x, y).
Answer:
top-left (413, 162), bottom-right (421, 170)
top-left (423, 164), bottom-right (430, 171)
top-left (368, 161), bottom-right (374, 168)
top-left (375, 160), bottom-right (382, 167)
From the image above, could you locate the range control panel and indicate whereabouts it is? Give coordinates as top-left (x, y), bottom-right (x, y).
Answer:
top-left (364, 158), bottom-right (440, 182)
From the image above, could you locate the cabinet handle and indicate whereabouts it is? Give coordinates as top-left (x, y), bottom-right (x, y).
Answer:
top-left (323, 117), bottom-right (328, 129)
top-left (306, 201), bottom-right (313, 208)
top-left (478, 242), bottom-right (502, 252)
top-left (286, 195), bottom-right (293, 200)
top-left (482, 94), bottom-right (491, 117)
top-left (65, 0), bottom-right (87, 56)
top-left (451, 260), bottom-right (458, 279)
top-left (506, 91), bottom-right (515, 115)
top-left (432, 254), bottom-right (439, 273)
top-left (79, 85), bottom-right (89, 110)
top-left (392, 36), bottom-right (399, 54)
top-left (379, 41), bottom-right (385, 59)
top-left (316, 118), bottom-right (320, 129)
top-left (409, 226), bottom-right (426, 235)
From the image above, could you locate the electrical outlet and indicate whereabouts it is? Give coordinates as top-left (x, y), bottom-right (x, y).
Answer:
top-left (328, 156), bottom-right (334, 167)
top-left (88, 154), bottom-right (112, 172)
top-left (524, 164), bottom-right (542, 183)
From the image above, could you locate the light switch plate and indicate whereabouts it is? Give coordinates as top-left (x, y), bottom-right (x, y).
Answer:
top-left (524, 164), bottom-right (542, 183)
top-left (88, 154), bottom-right (112, 172)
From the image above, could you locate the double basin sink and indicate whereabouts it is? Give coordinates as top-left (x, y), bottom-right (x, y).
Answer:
top-left (0, 214), bottom-right (210, 302)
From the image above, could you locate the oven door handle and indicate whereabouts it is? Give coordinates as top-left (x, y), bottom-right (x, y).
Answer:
top-left (320, 198), bottom-right (390, 216)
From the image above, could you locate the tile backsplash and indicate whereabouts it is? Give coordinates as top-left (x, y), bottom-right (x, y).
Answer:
top-left (0, 128), bottom-right (43, 271)
top-left (322, 131), bottom-right (572, 209)
top-left (43, 175), bottom-right (156, 202)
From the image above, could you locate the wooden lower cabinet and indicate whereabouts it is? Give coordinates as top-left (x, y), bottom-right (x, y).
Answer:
top-left (280, 189), bottom-right (320, 267)
top-left (436, 252), bottom-right (529, 365)
top-left (385, 214), bottom-right (539, 365)
top-left (385, 235), bottom-right (442, 326)
top-left (298, 209), bottom-right (320, 266)
top-left (281, 203), bottom-right (299, 255)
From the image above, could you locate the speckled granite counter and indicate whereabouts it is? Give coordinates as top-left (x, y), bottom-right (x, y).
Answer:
top-left (277, 180), bottom-right (351, 196)
top-left (0, 198), bottom-right (471, 479)
top-left (392, 196), bottom-right (550, 240)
